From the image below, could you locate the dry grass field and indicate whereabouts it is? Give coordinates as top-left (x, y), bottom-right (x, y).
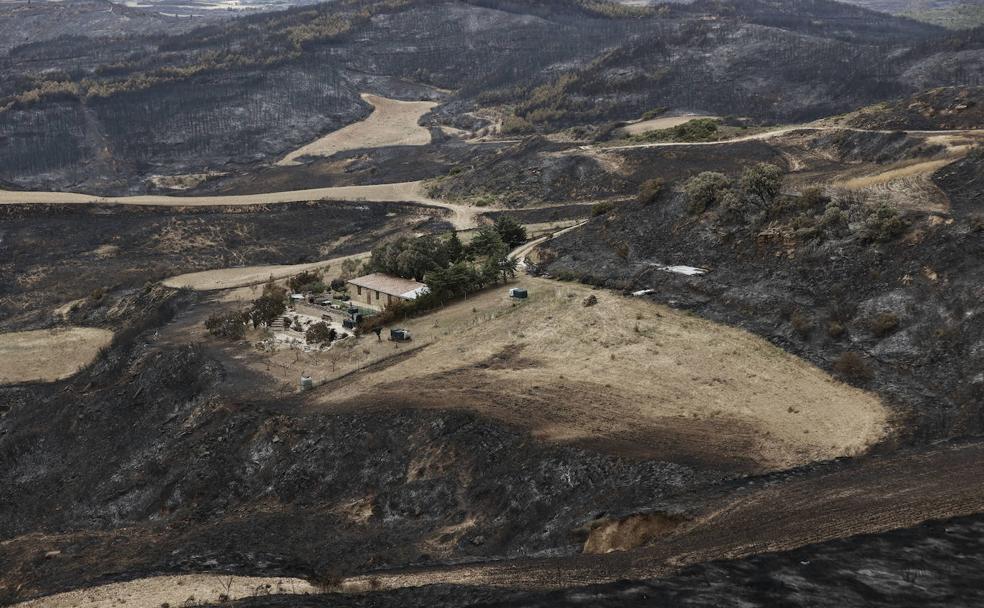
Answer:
top-left (620, 115), bottom-right (719, 136)
top-left (278, 94), bottom-right (438, 166)
top-left (12, 575), bottom-right (317, 608)
top-left (0, 327), bottom-right (113, 384)
top-left (306, 276), bottom-right (888, 472)
top-left (162, 252), bottom-right (369, 291)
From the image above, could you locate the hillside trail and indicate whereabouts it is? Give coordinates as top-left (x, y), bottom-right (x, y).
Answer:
top-left (579, 125), bottom-right (984, 153)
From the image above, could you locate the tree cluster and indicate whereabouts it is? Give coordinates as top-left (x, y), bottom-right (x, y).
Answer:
top-left (683, 163), bottom-right (784, 216)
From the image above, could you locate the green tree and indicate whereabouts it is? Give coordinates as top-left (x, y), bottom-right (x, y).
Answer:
top-left (305, 322), bottom-right (337, 345)
top-left (340, 258), bottom-right (361, 279)
top-left (468, 226), bottom-right (508, 258)
top-left (444, 232), bottom-right (465, 263)
top-left (497, 255), bottom-right (519, 283)
top-left (249, 281), bottom-right (287, 328)
top-left (739, 163), bottom-right (784, 207)
top-left (493, 216), bottom-right (527, 248)
top-left (683, 172), bottom-right (731, 214)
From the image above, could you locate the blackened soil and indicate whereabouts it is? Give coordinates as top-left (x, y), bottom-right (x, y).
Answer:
top-left (0, 201), bottom-right (451, 330)
top-left (212, 513), bottom-right (984, 608)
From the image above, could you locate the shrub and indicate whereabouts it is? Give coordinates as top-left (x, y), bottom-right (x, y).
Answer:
top-left (637, 178), bottom-right (665, 205)
top-left (790, 310), bottom-right (813, 338)
top-left (869, 312), bottom-right (900, 337)
top-left (205, 310), bottom-right (248, 340)
top-left (641, 107), bottom-right (667, 120)
top-left (833, 351), bottom-right (873, 383)
top-left (827, 320), bottom-right (846, 338)
top-left (305, 322), bottom-right (337, 346)
top-left (636, 118), bottom-right (721, 143)
top-left (90, 287), bottom-right (106, 302)
top-left (592, 201), bottom-right (615, 216)
top-left (683, 172), bottom-right (731, 215)
top-left (330, 278), bottom-right (347, 291)
top-left (820, 204), bottom-right (845, 228)
top-left (862, 204), bottom-right (907, 242)
top-left (798, 187), bottom-right (829, 211)
top-left (500, 115), bottom-right (534, 135)
top-left (612, 241), bottom-right (629, 259)
top-left (288, 270), bottom-right (322, 293)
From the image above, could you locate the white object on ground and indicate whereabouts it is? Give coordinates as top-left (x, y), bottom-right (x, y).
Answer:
top-left (650, 264), bottom-right (708, 276)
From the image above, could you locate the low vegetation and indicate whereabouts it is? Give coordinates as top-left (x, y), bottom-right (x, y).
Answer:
top-left (833, 351), bottom-right (874, 384)
top-left (305, 322), bottom-right (338, 346)
top-left (638, 178), bottom-right (665, 205)
top-left (205, 311), bottom-right (249, 340)
top-left (629, 118), bottom-right (723, 143)
top-left (682, 163), bottom-right (910, 245)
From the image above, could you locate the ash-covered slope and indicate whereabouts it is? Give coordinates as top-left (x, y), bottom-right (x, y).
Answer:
top-left (0, 0), bottom-right (200, 53)
top-left (0, 0), bottom-right (982, 193)
top-left (847, 86), bottom-right (984, 130)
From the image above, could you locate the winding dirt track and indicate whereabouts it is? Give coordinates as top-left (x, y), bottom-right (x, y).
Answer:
top-left (591, 126), bottom-right (984, 152)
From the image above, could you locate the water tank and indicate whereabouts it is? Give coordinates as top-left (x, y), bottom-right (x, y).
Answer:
top-left (300, 375), bottom-right (314, 391)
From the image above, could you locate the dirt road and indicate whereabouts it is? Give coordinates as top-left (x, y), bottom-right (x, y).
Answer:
top-left (588, 126), bottom-right (984, 152)
top-left (0, 181), bottom-right (482, 230)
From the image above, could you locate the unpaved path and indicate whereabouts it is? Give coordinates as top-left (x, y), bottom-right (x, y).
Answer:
top-left (0, 181), bottom-right (482, 230)
top-left (12, 575), bottom-right (317, 608)
top-left (278, 94), bottom-right (437, 166)
top-left (0, 181), bottom-right (431, 206)
top-left (0, 327), bottom-right (113, 384)
top-left (591, 126), bottom-right (984, 152)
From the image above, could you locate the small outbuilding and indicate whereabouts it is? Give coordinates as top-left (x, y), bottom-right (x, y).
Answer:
top-left (346, 273), bottom-right (428, 310)
top-left (390, 328), bottom-right (412, 342)
top-left (509, 287), bottom-right (528, 299)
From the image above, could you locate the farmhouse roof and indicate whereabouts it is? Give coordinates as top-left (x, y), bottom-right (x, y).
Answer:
top-left (346, 273), bottom-right (429, 299)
